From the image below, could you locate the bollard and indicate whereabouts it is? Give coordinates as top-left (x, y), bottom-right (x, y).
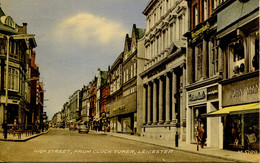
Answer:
top-left (175, 131), bottom-right (178, 147)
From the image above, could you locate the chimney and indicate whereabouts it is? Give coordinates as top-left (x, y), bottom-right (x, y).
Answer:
top-left (22, 23), bottom-right (27, 34)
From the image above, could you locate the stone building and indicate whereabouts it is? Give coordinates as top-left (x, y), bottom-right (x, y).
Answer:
top-left (140, 0), bottom-right (188, 142)
top-left (108, 24), bottom-right (145, 134)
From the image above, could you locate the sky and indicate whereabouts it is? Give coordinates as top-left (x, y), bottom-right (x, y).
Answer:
top-left (1, 0), bottom-right (148, 119)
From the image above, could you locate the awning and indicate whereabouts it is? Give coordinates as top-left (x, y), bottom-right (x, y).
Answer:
top-left (76, 120), bottom-right (82, 124)
top-left (202, 103), bottom-right (260, 117)
top-left (96, 117), bottom-right (102, 122)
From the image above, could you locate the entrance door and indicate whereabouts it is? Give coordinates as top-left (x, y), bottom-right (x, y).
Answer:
top-left (192, 106), bottom-right (207, 143)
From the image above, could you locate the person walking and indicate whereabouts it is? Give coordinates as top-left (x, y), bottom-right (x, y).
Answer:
top-left (198, 124), bottom-right (206, 148)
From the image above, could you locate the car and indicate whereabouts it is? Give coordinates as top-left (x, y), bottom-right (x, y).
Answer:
top-left (78, 122), bottom-right (89, 133)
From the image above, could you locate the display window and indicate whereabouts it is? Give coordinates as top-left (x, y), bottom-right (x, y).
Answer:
top-left (224, 113), bottom-right (259, 151)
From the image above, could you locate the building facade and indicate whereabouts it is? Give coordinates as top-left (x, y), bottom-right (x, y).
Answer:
top-left (0, 7), bottom-right (38, 132)
top-left (140, 0), bottom-right (188, 142)
top-left (108, 24), bottom-right (145, 134)
top-left (214, 0), bottom-right (259, 150)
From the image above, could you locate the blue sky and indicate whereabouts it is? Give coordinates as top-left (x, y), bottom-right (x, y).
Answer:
top-left (1, 0), bottom-right (148, 119)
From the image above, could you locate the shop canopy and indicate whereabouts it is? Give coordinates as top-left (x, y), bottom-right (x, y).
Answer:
top-left (202, 102), bottom-right (260, 117)
top-left (95, 117), bottom-right (102, 122)
top-left (75, 120), bottom-right (82, 124)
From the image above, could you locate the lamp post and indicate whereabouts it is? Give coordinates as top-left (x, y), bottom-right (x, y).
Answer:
top-left (3, 35), bottom-right (11, 139)
top-left (195, 109), bottom-right (199, 151)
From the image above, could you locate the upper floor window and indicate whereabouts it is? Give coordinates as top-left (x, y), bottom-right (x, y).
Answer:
top-left (204, 0), bottom-right (208, 21)
top-left (196, 43), bottom-right (203, 81)
top-left (250, 32), bottom-right (259, 72)
top-left (229, 40), bottom-right (245, 78)
top-left (193, 4), bottom-right (199, 28)
top-left (211, 37), bottom-right (218, 75)
top-left (4, 67), bottom-right (19, 92)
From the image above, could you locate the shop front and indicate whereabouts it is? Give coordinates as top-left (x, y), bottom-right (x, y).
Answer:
top-left (108, 104), bottom-right (136, 134)
top-left (187, 84), bottom-right (220, 148)
top-left (219, 74), bottom-right (259, 151)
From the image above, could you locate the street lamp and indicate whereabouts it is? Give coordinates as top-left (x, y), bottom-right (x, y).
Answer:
top-left (3, 35), bottom-right (11, 139)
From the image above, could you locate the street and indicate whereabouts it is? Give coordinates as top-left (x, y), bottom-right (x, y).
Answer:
top-left (0, 128), bottom-right (231, 162)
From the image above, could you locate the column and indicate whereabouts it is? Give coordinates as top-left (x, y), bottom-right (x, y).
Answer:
top-left (158, 76), bottom-right (164, 124)
top-left (171, 70), bottom-right (177, 124)
top-left (202, 39), bottom-right (207, 78)
top-left (143, 85), bottom-right (147, 125)
top-left (152, 80), bottom-right (158, 125)
top-left (165, 73), bottom-right (171, 124)
top-left (187, 47), bottom-right (193, 84)
top-left (147, 83), bottom-right (152, 125)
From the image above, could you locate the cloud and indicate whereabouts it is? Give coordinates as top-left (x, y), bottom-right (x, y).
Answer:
top-left (53, 13), bottom-right (127, 46)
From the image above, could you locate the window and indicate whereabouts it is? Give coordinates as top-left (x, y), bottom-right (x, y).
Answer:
top-left (4, 67), bottom-right (19, 91)
top-left (196, 43), bottom-right (203, 81)
top-left (179, 15), bottom-right (183, 40)
top-left (134, 62), bottom-right (137, 77)
top-left (211, 37), bottom-right (218, 75)
top-left (131, 64), bottom-right (133, 78)
top-left (151, 41), bottom-right (154, 59)
top-left (229, 40), bottom-right (245, 77)
top-left (204, 0), bottom-right (208, 21)
top-left (126, 69), bottom-right (129, 81)
top-left (193, 4), bottom-right (199, 28)
top-left (250, 32), bottom-right (259, 72)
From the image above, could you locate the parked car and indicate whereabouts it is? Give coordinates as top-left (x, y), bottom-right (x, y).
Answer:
top-left (78, 122), bottom-right (89, 133)
top-left (69, 124), bottom-right (76, 131)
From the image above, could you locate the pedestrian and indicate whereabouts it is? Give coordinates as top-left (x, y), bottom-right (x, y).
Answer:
top-left (198, 124), bottom-right (206, 148)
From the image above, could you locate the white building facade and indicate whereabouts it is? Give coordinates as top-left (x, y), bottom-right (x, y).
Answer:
top-left (140, 0), bottom-right (188, 142)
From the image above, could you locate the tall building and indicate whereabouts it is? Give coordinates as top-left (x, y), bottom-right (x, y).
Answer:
top-left (0, 7), bottom-right (37, 132)
top-left (140, 0), bottom-right (188, 142)
top-left (185, 0), bottom-right (259, 151)
top-left (108, 24), bottom-right (145, 134)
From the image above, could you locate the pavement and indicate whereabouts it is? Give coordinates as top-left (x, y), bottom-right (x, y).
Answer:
top-left (90, 130), bottom-right (260, 163)
top-left (0, 129), bottom-right (50, 142)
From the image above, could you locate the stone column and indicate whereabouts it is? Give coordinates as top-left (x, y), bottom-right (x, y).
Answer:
top-left (143, 84), bottom-right (147, 125)
top-left (147, 83), bottom-right (152, 125)
top-left (187, 47), bottom-right (193, 84)
top-left (158, 76), bottom-right (164, 124)
top-left (202, 39), bottom-right (207, 78)
top-left (165, 73), bottom-right (171, 124)
top-left (152, 79), bottom-right (158, 125)
top-left (171, 70), bottom-right (177, 124)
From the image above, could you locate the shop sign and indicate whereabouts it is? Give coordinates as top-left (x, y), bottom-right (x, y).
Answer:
top-left (188, 88), bottom-right (207, 104)
top-left (191, 22), bottom-right (210, 39)
top-left (222, 77), bottom-right (259, 106)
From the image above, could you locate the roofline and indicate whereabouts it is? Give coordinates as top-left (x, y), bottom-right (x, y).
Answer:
top-left (142, 0), bottom-right (158, 16)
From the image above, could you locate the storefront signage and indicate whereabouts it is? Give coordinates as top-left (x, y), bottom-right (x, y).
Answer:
top-left (222, 77), bottom-right (259, 106)
top-left (188, 88), bottom-right (207, 104)
top-left (191, 22), bottom-right (210, 39)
